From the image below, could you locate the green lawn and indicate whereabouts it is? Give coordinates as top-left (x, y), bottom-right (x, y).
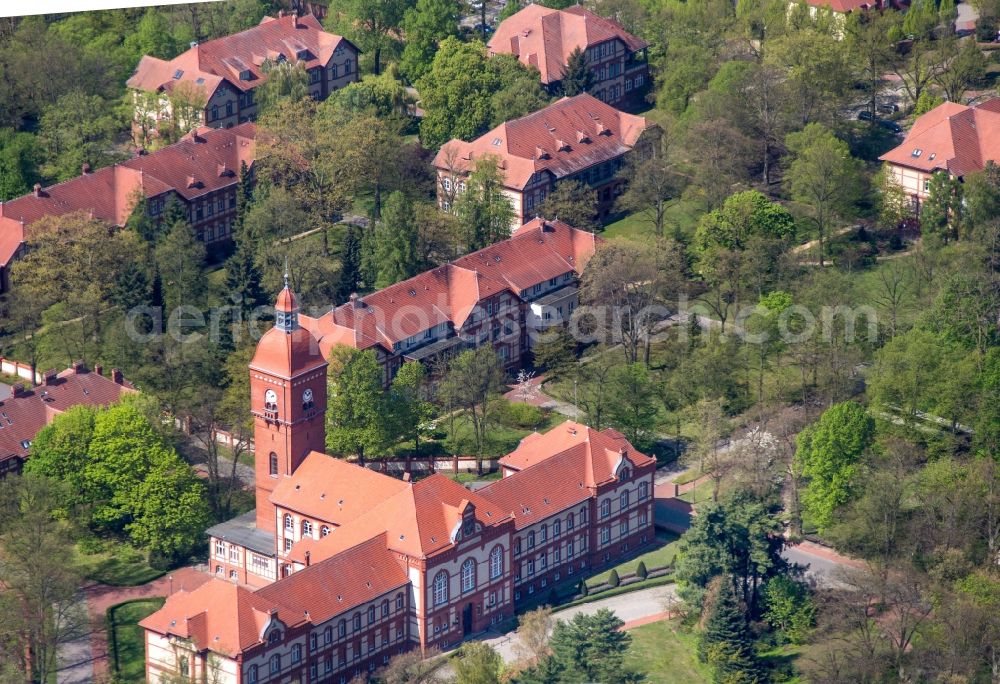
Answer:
top-left (602, 200), bottom-right (703, 243)
top-left (396, 409), bottom-right (565, 458)
top-left (108, 598), bottom-right (165, 682)
top-left (448, 471), bottom-right (502, 484)
top-left (677, 478), bottom-right (716, 505)
top-left (624, 619), bottom-right (712, 683)
top-left (587, 532), bottom-right (681, 588)
top-left (75, 541), bottom-right (165, 586)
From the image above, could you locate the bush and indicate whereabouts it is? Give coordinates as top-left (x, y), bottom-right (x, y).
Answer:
top-left (977, 16), bottom-right (998, 42)
top-left (636, 561), bottom-right (648, 580)
top-left (578, 580), bottom-right (589, 596)
top-left (490, 398), bottom-right (545, 428)
top-left (608, 569), bottom-right (620, 587)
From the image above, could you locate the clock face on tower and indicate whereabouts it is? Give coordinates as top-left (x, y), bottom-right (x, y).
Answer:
top-left (303, 388), bottom-right (314, 404)
top-left (264, 389), bottom-right (277, 409)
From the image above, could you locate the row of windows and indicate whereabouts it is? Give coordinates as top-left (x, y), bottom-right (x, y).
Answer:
top-left (516, 536), bottom-right (587, 581)
top-left (247, 629), bottom-right (402, 683)
top-left (586, 40), bottom-right (619, 62)
top-left (514, 508), bottom-right (587, 556)
top-left (432, 547), bottom-right (505, 606)
top-left (281, 511), bottom-right (334, 538)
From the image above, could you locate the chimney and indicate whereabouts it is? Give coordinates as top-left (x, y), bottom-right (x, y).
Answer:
top-left (304, 551), bottom-right (311, 567)
top-left (11, 383), bottom-right (28, 397)
top-left (82, 163), bottom-right (91, 174)
top-left (402, 472), bottom-right (412, 482)
top-left (542, 221), bottom-right (555, 232)
top-left (71, 360), bottom-right (86, 374)
top-left (349, 293), bottom-right (362, 309)
top-left (278, 9), bottom-right (285, 17)
top-left (32, 183), bottom-right (41, 197)
top-left (94, 364), bottom-right (103, 377)
top-left (111, 368), bottom-right (124, 385)
top-left (43, 369), bottom-right (58, 386)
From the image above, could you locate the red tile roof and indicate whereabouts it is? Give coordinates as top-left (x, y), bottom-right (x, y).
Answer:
top-left (288, 472), bottom-right (511, 564)
top-left (488, 4), bottom-right (647, 85)
top-left (432, 94), bottom-right (653, 190)
top-left (300, 218), bottom-right (598, 355)
top-left (497, 420), bottom-right (654, 485)
top-left (880, 99), bottom-right (1000, 177)
top-left (249, 325), bottom-right (327, 380)
top-left (127, 14), bottom-right (352, 96)
top-left (0, 366), bottom-right (135, 467)
top-left (256, 533), bottom-right (409, 625)
top-left (140, 579), bottom-right (282, 658)
top-left (0, 124), bottom-right (257, 271)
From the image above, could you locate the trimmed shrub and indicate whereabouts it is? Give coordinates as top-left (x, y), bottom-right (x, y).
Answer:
top-left (636, 561), bottom-right (648, 580)
top-left (608, 569), bottom-right (620, 587)
top-left (578, 580), bottom-right (589, 596)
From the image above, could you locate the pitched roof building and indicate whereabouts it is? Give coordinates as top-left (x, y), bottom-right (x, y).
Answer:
top-left (0, 124), bottom-right (257, 294)
top-left (0, 363), bottom-right (134, 476)
top-left (879, 98), bottom-right (1000, 207)
top-left (141, 272), bottom-right (657, 683)
top-left (433, 94), bottom-right (656, 226)
top-left (488, 4), bottom-right (650, 108)
top-left (127, 13), bottom-right (358, 141)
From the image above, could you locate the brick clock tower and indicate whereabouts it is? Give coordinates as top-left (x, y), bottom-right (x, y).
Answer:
top-left (249, 277), bottom-right (328, 533)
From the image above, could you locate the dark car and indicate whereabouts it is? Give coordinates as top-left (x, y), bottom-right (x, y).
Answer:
top-left (858, 110), bottom-right (875, 122)
top-left (878, 119), bottom-right (903, 134)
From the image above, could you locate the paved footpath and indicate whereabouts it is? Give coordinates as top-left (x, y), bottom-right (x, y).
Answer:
top-left (483, 583), bottom-right (678, 665)
top-left (58, 566), bottom-right (211, 683)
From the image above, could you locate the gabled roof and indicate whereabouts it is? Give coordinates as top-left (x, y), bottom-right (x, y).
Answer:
top-left (127, 14), bottom-right (353, 96)
top-left (498, 420), bottom-right (654, 483)
top-left (880, 99), bottom-right (1000, 177)
top-left (300, 218), bottom-right (598, 355)
top-left (0, 366), bottom-right (134, 466)
top-left (488, 4), bottom-right (647, 85)
top-left (0, 124), bottom-right (256, 270)
top-left (433, 94), bottom-right (653, 189)
top-left (142, 534), bottom-right (409, 658)
top-left (257, 533), bottom-right (409, 625)
top-left (140, 579), bottom-right (286, 658)
top-left (288, 472), bottom-right (510, 564)
top-left (270, 451), bottom-right (409, 524)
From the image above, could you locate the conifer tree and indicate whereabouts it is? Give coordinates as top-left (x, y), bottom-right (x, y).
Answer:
top-left (234, 160), bottom-right (254, 237)
top-left (371, 191), bottom-right (420, 288)
top-left (699, 581), bottom-right (763, 684)
top-left (561, 46), bottom-right (593, 96)
top-left (337, 224), bottom-right (362, 301)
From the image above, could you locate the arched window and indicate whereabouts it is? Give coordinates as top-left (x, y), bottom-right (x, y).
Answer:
top-left (321, 525), bottom-right (330, 537)
top-left (381, 599), bottom-right (389, 617)
top-left (433, 571), bottom-right (449, 606)
top-left (284, 514), bottom-right (293, 532)
top-left (527, 531), bottom-right (535, 549)
top-left (367, 606), bottom-right (375, 623)
top-left (639, 481), bottom-right (649, 500)
top-left (268, 629), bottom-right (281, 644)
top-left (302, 520), bottom-right (313, 536)
top-left (269, 654), bottom-right (281, 674)
top-left (619, 467), bottom-right (630, 481)
top-left (338, 620), bottom-right (346, 638)
top-left (490, 545), bottom-right (503, 579)
top-left (395, 593), bottom-right (404, 610)
top-left (540, 524), bottom-right (548, 542)
top-left (600, 499), bottom-right (610, 518)
top-left (620, 490), bottom-right (629, 509)
top-left (567, 513), bottom-right (574, 531)
top-left (461, 558), bottom-right (476, 593)
top-left (291, 644), bottom-right (302, 663)
top-left (269, 452), bottom-right (279, 476)
top-left (353, 613), bottom-right (361, 631)
top-left (553, 519), bottom-right (561, 537)
top-left (247, 665), bottom-right (258, 683)
top-left (514, 539), bottom-right (521, 556)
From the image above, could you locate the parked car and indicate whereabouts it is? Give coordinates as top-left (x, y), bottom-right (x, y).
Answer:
top-left (878, 102), bottom-right (900, 114)
top-left (858, 110), bottom-right (875, 122)
top-left (879, 119), bottom-right (903, 134)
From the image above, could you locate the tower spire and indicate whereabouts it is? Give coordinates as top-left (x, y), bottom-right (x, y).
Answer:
top-left (283, 256), bottom-right (290, 291)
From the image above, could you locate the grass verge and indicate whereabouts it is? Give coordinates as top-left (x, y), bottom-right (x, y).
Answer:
top-left (75, 541), bottom-right (165, 586)
top-left (586, 532), bottom-right (681, 588)
top-left (107, 598), bottom-right (165, 681)
top-left (624, 619), bottom-right (711, 683)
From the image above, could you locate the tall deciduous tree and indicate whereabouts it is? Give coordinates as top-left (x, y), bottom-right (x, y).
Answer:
top-left (454, 642), bottom-right (502, 684)
top-left (0, 127), bottom-right (41, 200)
top-left (437, 346), bottom-right (505, 469)
top-left (454, 154), bottom-right (516, 250)
top-left (326, 347), bottom-right (390, 465)
top-left (256, 59), bottom-right (310, 118)
top-left (921, 170), bottom-right (963, 246)
top-left (793, 401), bottom-right (875, 532)
top-left (399, 0), bottom-right (461, 83)
top-left (536, 180), bottom-right (599, 232)
top-left (785, 123), bottom-right (863, 266)
top-left (326, 0), bottom-right (414, 75)
top-left (37, 91), bottom-right (125, 182)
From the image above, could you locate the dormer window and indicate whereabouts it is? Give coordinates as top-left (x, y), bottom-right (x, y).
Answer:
top-left (296, 49), bottom-right (310, 60)
top-left (239, 69), bottom-right (252, 81)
